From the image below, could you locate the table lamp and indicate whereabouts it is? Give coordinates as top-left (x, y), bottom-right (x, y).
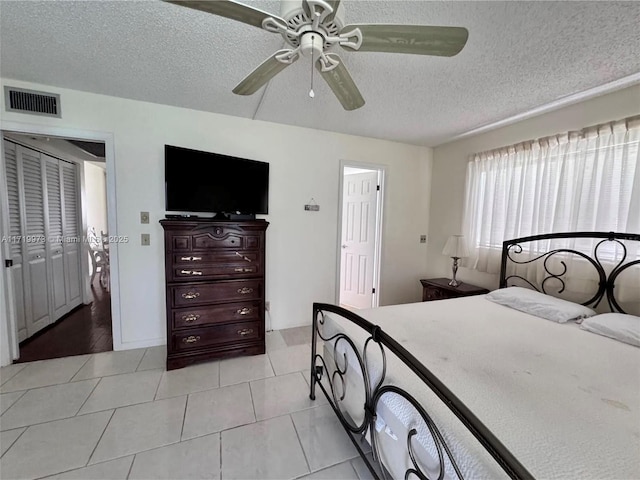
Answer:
top-left (442, 235), bottom-right (469, 287)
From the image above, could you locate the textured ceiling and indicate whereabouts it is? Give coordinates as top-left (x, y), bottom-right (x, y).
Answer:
top-left (1, 1), bottom-right (639, 146)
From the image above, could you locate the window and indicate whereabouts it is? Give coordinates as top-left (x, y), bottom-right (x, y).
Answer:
top-left (462, 116), bottom-right (640, 274)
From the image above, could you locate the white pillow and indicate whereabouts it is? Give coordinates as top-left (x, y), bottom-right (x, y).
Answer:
top-left (580, 313), bottom-right (640, 347)
top-left (485, 286), bottom-right (596, 323)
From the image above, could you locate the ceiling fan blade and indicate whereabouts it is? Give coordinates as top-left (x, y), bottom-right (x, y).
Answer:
top-left (233, 50), bottom-right (298, 96)
top-left (324, 0), bottom-right (341, 22)
top-left (164, 0), bottom-right (285, 29)
top-left (303, 0), bottom-right (341, 22)
top-left (316, 54), bottom-right (365, 111)
top-left (340, 24), bottom-right (468, 57)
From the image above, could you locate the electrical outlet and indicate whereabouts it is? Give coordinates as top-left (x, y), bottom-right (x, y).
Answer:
top-left (420, 235), bottom-right (427, 244)
top-left (265, 301), bottom-right (270, 311)
top-left (140, 211), bottom-right (150, 224)
top-left (141, 233), bottom-right (150, 246)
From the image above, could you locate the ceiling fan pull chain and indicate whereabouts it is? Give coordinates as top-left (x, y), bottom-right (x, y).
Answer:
top-left (309, 35), bottom-right (316, 98)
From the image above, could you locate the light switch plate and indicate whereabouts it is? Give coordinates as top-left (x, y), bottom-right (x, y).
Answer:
top-left (140, 211), bottom-right (150, 224)
top-left (141, 233), bottom-right (150, 246)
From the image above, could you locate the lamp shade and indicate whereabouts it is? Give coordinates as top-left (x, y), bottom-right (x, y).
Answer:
top-left (442, 235), bottom-right (469, 258)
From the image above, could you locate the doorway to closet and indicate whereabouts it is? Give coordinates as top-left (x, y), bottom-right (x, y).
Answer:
top-left (337, 163), bottom-right (385, 310)
top-left (2, 132), bottom-right (112, 362)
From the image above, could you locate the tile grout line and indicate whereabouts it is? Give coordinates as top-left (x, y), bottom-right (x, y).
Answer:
top-left (266, 349), bottom-right (278, 377)
top-left (0, 388), bottom-right (28, 417)
top-left (74, 377), bottom-right (103, 416)
top-left (0, 364), bottom-right (27, 386)
top-left (134, 349), bottom-right (148, 372)
top-left (86, 408), bottom-right (117, 466)
top-left (69, 354), bottom-right (94, 383)
top-left (152, 368), bottom-right (164, 401)
top-left (289, 414), bottom-right (312, 474)
top-left (126, 454), bottom-right (136, 479)
top-left (0, 425), bottom-right (27, 459)
top-left (247, 381), bottom-right (258, 422)
top-left (218, 431), bottom-right (223, 480)
top-left (179, 393), bottom-right (189, 441)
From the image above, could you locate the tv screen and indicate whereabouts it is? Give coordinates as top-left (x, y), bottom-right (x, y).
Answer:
top-left (165, 145), bottom-right (269, 214)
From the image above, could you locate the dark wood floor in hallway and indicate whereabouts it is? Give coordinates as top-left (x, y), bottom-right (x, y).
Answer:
top-left (16, 287), bottom-right (113, 363)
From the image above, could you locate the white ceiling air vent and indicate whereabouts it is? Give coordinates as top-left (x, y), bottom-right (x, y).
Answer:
top-left (4, 86), bottom-right (61, 117)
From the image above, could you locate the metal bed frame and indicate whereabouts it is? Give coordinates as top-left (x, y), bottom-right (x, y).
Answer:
top-left (309, 231), bottom-right (639, 479)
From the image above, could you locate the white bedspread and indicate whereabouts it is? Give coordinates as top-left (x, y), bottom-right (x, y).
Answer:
top-left (319, 296), bottom-right (640, 480)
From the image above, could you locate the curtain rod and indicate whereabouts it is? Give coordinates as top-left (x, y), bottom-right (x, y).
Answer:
top-left (472, 114), bottom-right (640, 158)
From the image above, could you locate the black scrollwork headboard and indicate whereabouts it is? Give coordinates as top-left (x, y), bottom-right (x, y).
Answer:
top-left (499, 231), bottom-right (640, 314)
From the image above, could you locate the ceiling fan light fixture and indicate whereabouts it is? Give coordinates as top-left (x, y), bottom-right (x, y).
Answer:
top-left (300, 31), bottom-right (324, 57)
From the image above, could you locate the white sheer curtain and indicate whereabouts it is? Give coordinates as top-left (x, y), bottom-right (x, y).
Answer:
top-left (462, 116), bottom-right (640, 307)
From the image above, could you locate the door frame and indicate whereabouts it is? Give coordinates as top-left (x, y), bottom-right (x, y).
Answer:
top-left (335, 160), bottom-right (386, 308)
top-left (0, 121), bottom-right (121, 364)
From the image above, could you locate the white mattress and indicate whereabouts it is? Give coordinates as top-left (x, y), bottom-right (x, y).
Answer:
top-left (318, 296), bottom-right (640, 480)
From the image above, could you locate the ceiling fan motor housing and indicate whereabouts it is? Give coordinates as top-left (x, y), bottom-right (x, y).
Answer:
top-left (279, 0), bottom-right (345, 50)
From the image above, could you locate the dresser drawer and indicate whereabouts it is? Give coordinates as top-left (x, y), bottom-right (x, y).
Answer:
top-left (170, 252), bottom-right (263, 282)
top-left (173, 251), bottom-right (259, 266)
top-left (172, 321), bottom-right (261, 352)
top-left (172, 301), bottom-right (261, 329)
top-left (171, 279), bottom-right (262, 307)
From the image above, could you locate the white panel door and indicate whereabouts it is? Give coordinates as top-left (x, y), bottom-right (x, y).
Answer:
top-left (3, 141), bottom-right (27, 341)
top-left (18, 145), bottom-right (51, 336)
top-left (60, 160), bottom-right (82, 307)
top-left (44, 155), bottom-right (68, 318)
top-left (340, 171), bottom-right (378, 309)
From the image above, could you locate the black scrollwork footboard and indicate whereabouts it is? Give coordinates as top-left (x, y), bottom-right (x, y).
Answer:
top-left (309, 303), bottom-right (533, 480)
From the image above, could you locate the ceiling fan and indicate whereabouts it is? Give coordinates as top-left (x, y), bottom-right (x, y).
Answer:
top-left (164, 0), bottom-right (468, 111)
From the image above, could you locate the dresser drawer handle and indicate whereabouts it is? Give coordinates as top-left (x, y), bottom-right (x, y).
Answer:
top-left (235, 252), bottom-right (252, 263)
top-left (234, 267), bottom-right (253, 273)
top-left (180, 270), bottom-right (203, 276)
top-left (237, 287), bottom-right (253, 295)
top-left (237, 328), bottom-right (254, 336)
top-left (182, 335), bottom-right (200, 344)
top-left (182, 313), bottom-right (200, 323)
top-left (237, 308), bottom-right (252, 315)
top-left (181, 292), bottom-right (200, 299)
top-left (180, 256), bottom-right (202, 261)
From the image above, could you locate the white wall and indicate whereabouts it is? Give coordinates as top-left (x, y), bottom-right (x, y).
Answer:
top-left (84, 162), bottom-right (108, 235)
top-left (0, 78), bottom-right (432, 352)
top-left (427, 84), bottom-right (640, 290)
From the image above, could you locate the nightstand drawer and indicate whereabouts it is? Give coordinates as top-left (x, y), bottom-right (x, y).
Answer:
top-left (423, 286), bottom-right (447, 301)
top-left (420, 278), bottom-right (489, 302)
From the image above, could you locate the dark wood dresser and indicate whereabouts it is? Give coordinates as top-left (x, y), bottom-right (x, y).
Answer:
top-left (160, 219), bottom-right (268, 370)
top-left (420, 278), bottom-right (489, 302)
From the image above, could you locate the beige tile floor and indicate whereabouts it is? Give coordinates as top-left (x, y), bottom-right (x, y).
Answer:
top-left (0, 327), bottom-right (373, 480)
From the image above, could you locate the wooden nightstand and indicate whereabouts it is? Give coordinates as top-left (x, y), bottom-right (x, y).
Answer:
top-left (420, 278), bottom-right (490, 302)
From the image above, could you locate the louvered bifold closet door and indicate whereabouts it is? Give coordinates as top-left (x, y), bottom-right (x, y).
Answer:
top-left (18, 144), bottom-right (51, 336)
top-left (60, 160), bottom-right (82, 307)
top-left (3, 140), bottom-right (28, 341)
top-left (44, 154), bottom-right (69, 318)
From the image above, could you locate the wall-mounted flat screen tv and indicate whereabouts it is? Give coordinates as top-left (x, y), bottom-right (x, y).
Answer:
top-left (165, 145), bottom-right (269, 215)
